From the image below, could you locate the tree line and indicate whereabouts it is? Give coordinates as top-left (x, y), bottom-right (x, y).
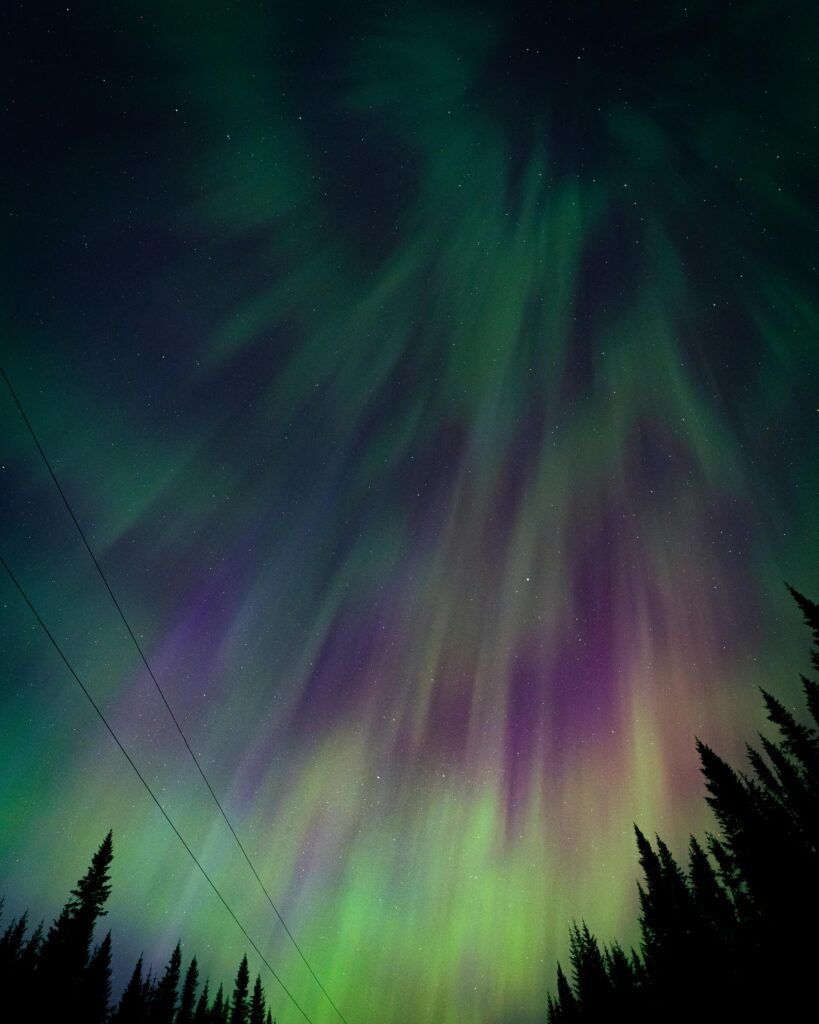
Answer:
top-left (3, 586), bottom-right (817, 1021)
top-left (547, 585), bottom-right (819, 1022)
top-left (0, 831), bottom-right (276, 1023)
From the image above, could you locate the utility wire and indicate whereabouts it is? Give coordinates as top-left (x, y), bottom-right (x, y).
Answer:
top-left (1, 555), bottom-right (315, 1024)
top-left (1, 364), bottom-right (351, 1024)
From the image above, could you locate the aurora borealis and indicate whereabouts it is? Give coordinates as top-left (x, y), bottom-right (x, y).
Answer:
top-left (2, 1), bottom-right (819, 1021)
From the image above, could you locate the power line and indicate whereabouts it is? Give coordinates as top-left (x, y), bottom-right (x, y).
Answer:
top-left (1, 365), bottom-right (352, 1024)
top-left (1, 555), bottom-right (315, 1024)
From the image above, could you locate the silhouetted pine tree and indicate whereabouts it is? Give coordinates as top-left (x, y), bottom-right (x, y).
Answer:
top-left (153, 942), bottom-right (182, 1024)
top-left (635, 825), bottom-right (702, 1017)
top-left (142, 969), bottom-right (159, 1019)
top-left (177, 956), bottom-right (200, 1024)
top-left (756, 689), bottom-right (819, 859)
top-left (113, 955), bottom-right (148, 1024)
top-left (36, 830), bottom-right (114, 1019)
top-left (686, 833), bottom-right (741, 1004)
top-left (210, 983), bottom-right (228, 1024)
top-left (1, 832), bottom-right (276, 1024)
top-left (1, 910), bottom-right (43, 1014)
top-left (602, 941), bottom-right (643, 1018)
top-left (192, 979), bottom-right (210, 1024)
top-left (81, 930), bottom-right (113, 1024)
top-left (248, 975), bottom-right (266, 1024)
top-left (568, 923), bottom-right (611, 1019)
top-left (696, 742), bottom-right (769, 909)
top-left (761, 687), bottom-right (819, 778)
top-left (547, 585), bottom-right (819, 1020)
top-left (0, 911), bottom-right (29, 982)
top-left (16, 920), bottom-right (42, 990)
top-left (694, 588), bottom-right (819, 1012)
top-left (546, 962), bottom-right (578, 1024)
top-left (787, 585), bottom-right (819, 668)
top-left (229, 955), bottom-right (250, 1024)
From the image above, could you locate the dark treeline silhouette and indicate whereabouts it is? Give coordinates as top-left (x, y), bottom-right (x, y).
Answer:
top-left (4, 587), bottom-right (818, 1022)
top-left (547, 585), bottom-right (819, 1023)
top-left (0, 832), bottom-right (277, 1023)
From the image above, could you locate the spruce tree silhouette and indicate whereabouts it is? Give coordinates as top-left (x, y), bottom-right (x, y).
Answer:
top-left (1, 834), bottom-right (280, 1024)
top-left (567, 922), bottom-right (611, 1019)
top-left (82, 931), bottom-right (113, 1024)
top-left (152, 941), bottom-right (182, 1023)
top-left (15, 920), bottom-right (43, 996)
top-left (249, 975), bottom-right (266, 1024)
top-left (787, 586), bottom-right (819, 663)
top-left (142, 967), bottom-right (159, 1018)
top-left (210, 982), bottom-right (228, 1024)
top-left (546, 962), bottom-right (579, 1023)
top-left (177, 956), bottom-right (200, 1024)
top-left (229, 954), bottom-right (251, 1024)
top-left (112, 954), bottom-right (148, 1024)
top-left (36, 829), bottom-right (114, 1019)
top-left (72, 831), bottom-right (114, 919)
top-left (0, 910), bottom-right (29, 980)
top-left (192, 974), bottom-right (210, 1024)
top-left (602, 940), bottom-right (643, 1018)
top-left (193, 978), bottom-right (211, 1024)
top-left (0, 909), bottom-right (43, 1013)
top-left (686, 834), bottom-right (740, 1009)
top-left (546, 585), bottom-right (819, 1023)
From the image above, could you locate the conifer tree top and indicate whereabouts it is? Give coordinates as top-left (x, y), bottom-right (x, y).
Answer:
top-left (69, 831), bottom-right (113, 918)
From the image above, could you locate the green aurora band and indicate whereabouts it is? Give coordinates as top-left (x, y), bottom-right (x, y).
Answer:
top-left (2, 2), bottom-right (818, 1022)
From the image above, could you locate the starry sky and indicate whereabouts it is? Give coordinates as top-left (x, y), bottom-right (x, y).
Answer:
top-left (2, 2), bottom-right (818, 1022)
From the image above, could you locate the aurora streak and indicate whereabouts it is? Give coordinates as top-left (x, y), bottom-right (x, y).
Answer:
top-left (2, 3), bottom-right (818, 1022)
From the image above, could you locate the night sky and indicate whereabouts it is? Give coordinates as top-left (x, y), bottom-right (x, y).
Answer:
top-left (2, 2), bottom-right (818, 1022)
